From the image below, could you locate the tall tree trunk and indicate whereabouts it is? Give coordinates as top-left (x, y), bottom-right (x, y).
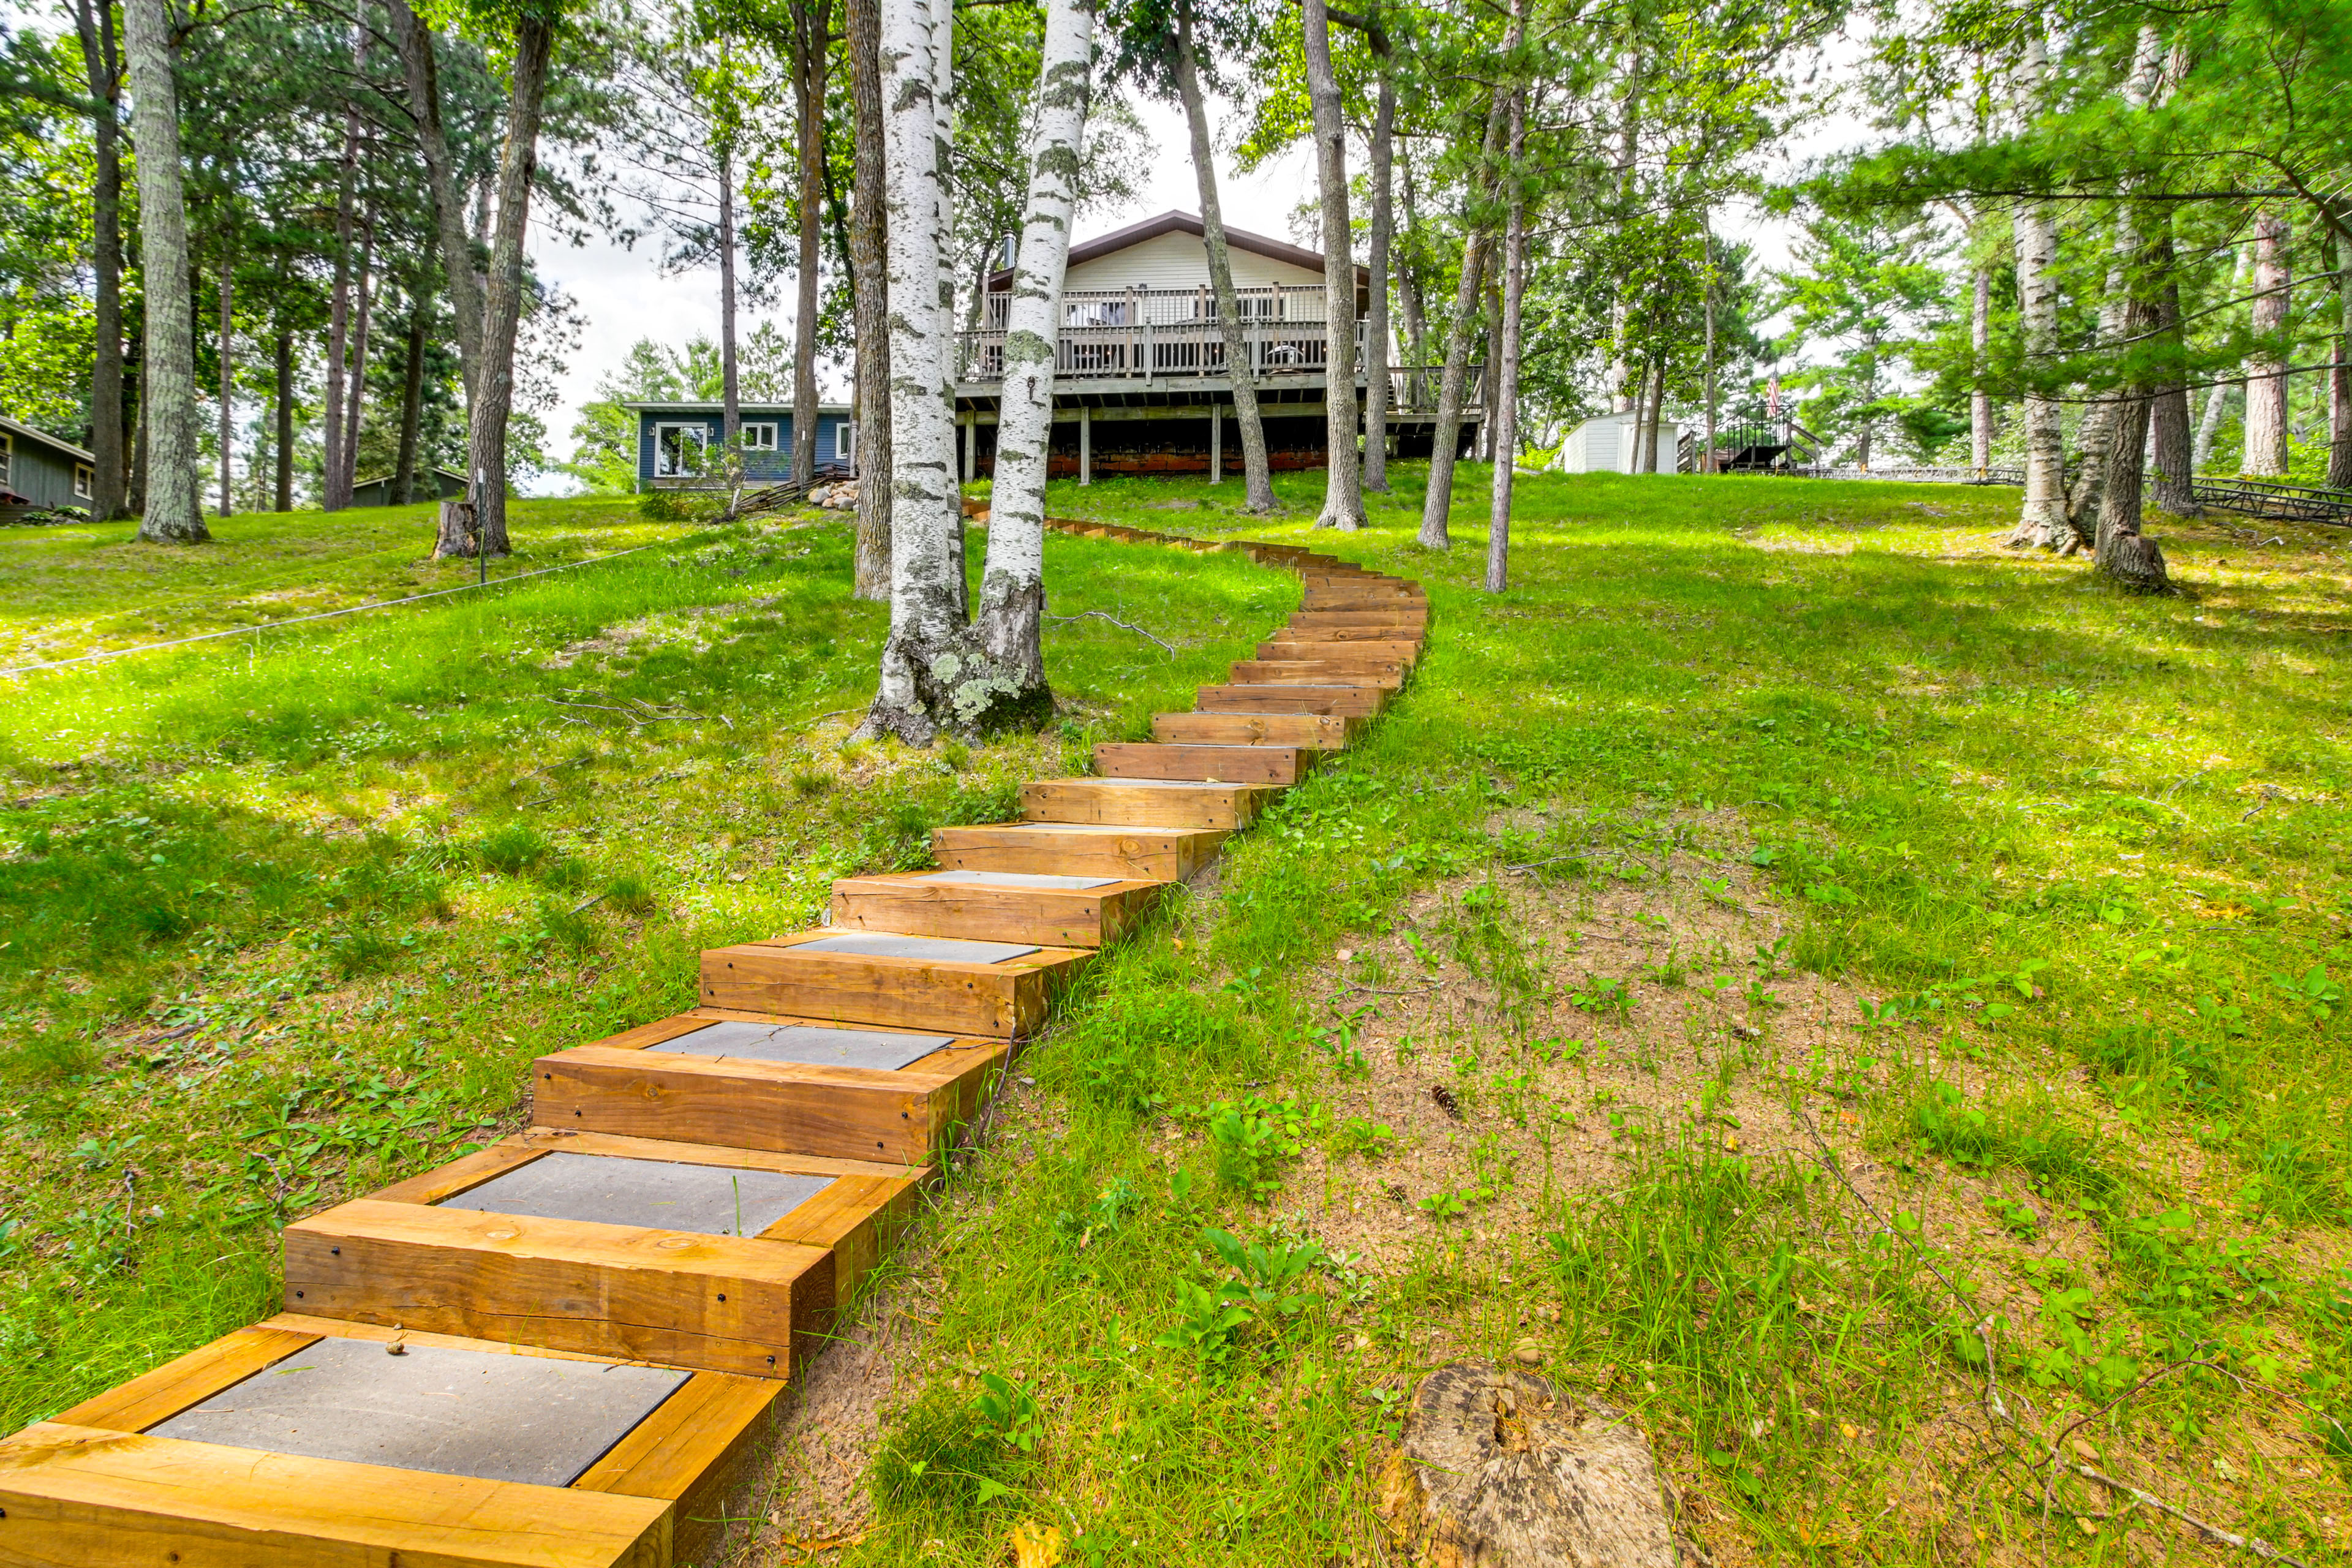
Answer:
top-left (2331, 224), bottom-right (2352, 490)
top-left (2241, 211), bottom-right (2290, 476)
top-left (1397, 142), bottom-right (1428, 407)
top-left (1362, 48), bottom-right (1395, 493)
top-left (394, 292), bottom-right (428, 505)
top-left (1417, 85), bottom-right (1510, 548)
top-left (1485, 67), bottom-right (1526, 594)
top-left (322, 73), bottom-right (361, 513)
top-left (273, 320), bottom-right (293, 512)
top-left (390, 0), bottom-right (483, 407)
top-left (2005, 28), bottom-right (2067, 548)
top-left (848, 0), bottom-right (891, 599)
top-left (123, 0), bottom-right (203, 543)
top-left (1300, 0), bottom-right (1363, 530)
top-left (718, 138), bottom-right (741, 451)
top-left (2149, 228), bottom-right (2198, 515)
top-left (1969, 244), bottom-right (1992, 476)
top-left (972, 0), bottom-right (1092, 727)
top-left (1480, 273), bottom-right (1501, 461)
top-left (1174, 0), bottom-right (1273, 511)
top-left (1701, 222), bottom-right (1717, 472)
top-left (2193, 380), bottom-right (2231, 472)
top-left (2096, 286), bottom-right (2169, 592)
top-left (932, 0), bottom-right (965, 613)
top-left (339, 215), bottom-right (376, 501)
top-left (466, 9), bottom-right (557, 559)
top-left (74, 0), bottom-right (126, 519)
top-left (857, 0), bottom-right (965, 745)
top-left (1605, 48), bottom-right (1640, 413)
top-left (216, 241), bottom-right (233, 516)
top-left (793, 0), bottom-right (832, 486)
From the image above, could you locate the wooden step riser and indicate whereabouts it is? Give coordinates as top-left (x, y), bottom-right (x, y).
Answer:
top-left (1288, 616), bottom-right (1428, 635)
top-left (1231, 661), bottom-right (1406, 688)
top-left (1278, 622), bottom-right (1426, 643)
top-left (1197, 685), bottom-right (1385, 717)
top-left (1150, 712), bottom-right (1359, 748)
top-left (932, 826), bottom-right (1226, 881)
top-left (699, 944), bottom-right (1085, 1038)
top-left (830, 876), bottom-right (1163, 948)
top-left (1091, 742), bottom-right (1316, 785)
top-left (1303, 592), bottom-right (1428, 611)
top-left (1020, 780), bottom-right (1272, 831)
top-left (1257, 639), bottom-right (1420, 663)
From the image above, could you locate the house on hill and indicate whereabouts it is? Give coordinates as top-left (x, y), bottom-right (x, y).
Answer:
top-left (350, 467), bottom-right (469, 507)
top-left (622, 401), bottom-right (856, 491)
top-left (0, 416), bottom-right (96, 519)
top-left (953, 211), bottom-right (1482, 483)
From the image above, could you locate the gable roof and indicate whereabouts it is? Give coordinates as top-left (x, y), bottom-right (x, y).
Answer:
top-left (987, 210), bottom-right (1370, 290)
top-left (620, 401), bottom-right (854, 415)
top-left (0, 415), bottom-right (94, 464)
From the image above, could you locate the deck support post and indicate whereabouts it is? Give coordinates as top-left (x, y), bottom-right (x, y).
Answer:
top-left (1210, 410), bottom-right (1222, 484)
top-left (1080, 406), bottom-right (1091, 486)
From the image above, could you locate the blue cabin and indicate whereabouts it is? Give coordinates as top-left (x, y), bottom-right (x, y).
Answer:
top-left (624, 401), bottom-right (857, 491)
top-left (0, 415), bottom-right (97, 519)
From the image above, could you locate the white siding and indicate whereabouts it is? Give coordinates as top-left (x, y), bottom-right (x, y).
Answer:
top-left (1560, 413), bottom-right (1680, 473)
top-left (1064, 230), bottom-right (1323, 295)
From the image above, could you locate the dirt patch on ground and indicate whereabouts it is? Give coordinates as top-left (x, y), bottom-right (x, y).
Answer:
top-left (539, 597), bottom-right (784, 669)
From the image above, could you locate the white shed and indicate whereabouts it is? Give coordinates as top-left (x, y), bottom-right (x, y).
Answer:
top-left (1557, 412), bottom-right (1681, 474)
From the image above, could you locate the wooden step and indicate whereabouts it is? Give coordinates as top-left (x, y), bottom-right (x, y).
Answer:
top-left (700, 930), bottom-right (1088, 1038)
top-left (830, 869), bottom-right (1164, 948)
top-left (1303, 586), bottom-right (1428, 608)
top-left (1150, 710), bottom-right (1359, 748)
top-left (1257, 637), bottom-right (1420, 664)
top-left (6, 1315), bottom-right (776, 1567)
top-left (933, 820), bottom-right (1228, 881)
top-left (1288, 609), bottom-right (1428, 631)
top-left (1093, 741), bottom-right (1318, 785)
top-left (1277, 619), bottom-right (1425, 644)
top-left (282, 1133), bottom-right (922, 1379)
top-left (1231, 659), bottom-right (1406, 688)
top-left (533, 1010), bottom-right (1009, 1162)
top-left (1197, 683), bottom-right (1384, 717)
top-left (1020, 776), bottom-right (1277, 831)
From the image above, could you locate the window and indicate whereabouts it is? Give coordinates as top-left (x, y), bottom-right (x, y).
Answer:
top-left (835, 421), bottom-right (856, 468)
top-left (740, 422), bottom-right (778, 450)
top-left (74, 463), bottom-right (92, 500)
top-left (0, 432), bottom-right (12, 488)
top-left (653, 422), bottom-right (710, 477)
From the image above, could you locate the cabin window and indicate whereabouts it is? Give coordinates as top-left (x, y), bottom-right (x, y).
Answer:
top-left (740, 422), bottom-right (778, 450)
top-left (835, 421), bottom-right (856, 466)
top-left (0, 433), bottom-right (11, 486)
top-left (74, 462), bottom-right (92, 499)
top-left (653, 422), bottom-right (710, 477)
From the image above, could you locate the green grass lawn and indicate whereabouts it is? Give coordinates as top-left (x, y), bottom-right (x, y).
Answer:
top-left (4, 473), bottom-right (2350, 1566)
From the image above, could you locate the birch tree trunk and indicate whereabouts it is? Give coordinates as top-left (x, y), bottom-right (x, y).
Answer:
top-left (1398, 145), bottom-right (1428, 407)
top-left (1363, 51), bottom-right (1395, 493)
top-left (1605, 49), bottom-right (1640, 413)
top-left (124, 0), bottom-right (203, 543)
top-left (339, 217), bottom-right (376, 502)
top-left (467, 8), bottom-right (557, 559)
top-left (323, 77), bottom-right (360, 513)
top-left (971, 0), bottom-right (1093, 728)
top-left (2331, 224), bottom-right (2351, 490)
top-left (1417, 88), bottom-right (1510, 549)
top-left (848, 0), bottom-right (892, 599)
top-left (718, 138), bottom-right (741, 451)
top-left (858, 0), bottom-right (968, 745)
top-left (2242, 211), bottom-right (2290, 476)
top-left (2193, 379), bottom-right (2231, 473)
top-left (791, 0), bottom-right (831, 486)
top-left (390, 0), bottom-right (483, 409)
top-left (1484, 70), bottom-right (1526, 595)
top-left (1174, 1), bottom-right (1273, 511)
top-left (933, 0), bottom-right (966, 612)
top-left (74, 0), bottom-right (127, 519)
top-left (2005, 27), bottom-right (2068, 548)
top-left (216, 245), bottom-right (233, 516)
top-left (1300, 0), bottom-right (1364, 531)
top-left (1969, 245), bottom-right (1992, 476)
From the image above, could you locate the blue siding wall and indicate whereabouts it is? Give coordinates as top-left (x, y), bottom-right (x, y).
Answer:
top-left (635, 410), bottom-right (851, 489)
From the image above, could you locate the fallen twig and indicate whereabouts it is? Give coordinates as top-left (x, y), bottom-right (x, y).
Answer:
top-left (1345, 979), bottom-right (1446, 997)
top-left (2071, 1464), bottom-right (2310, 1567)
top-left (1044, 608), bottom-right (1177, 656)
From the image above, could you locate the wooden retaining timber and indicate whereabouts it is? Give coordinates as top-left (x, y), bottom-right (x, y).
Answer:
top-left (0, 513), bottom-right (1424, 1565)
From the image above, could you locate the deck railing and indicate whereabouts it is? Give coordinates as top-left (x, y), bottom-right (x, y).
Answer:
top-left (956, 282), bottom-right (1477, 412)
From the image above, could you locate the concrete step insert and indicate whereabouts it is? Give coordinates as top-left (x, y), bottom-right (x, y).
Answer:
top-left (830, 868), bottom-right (1164, 948)
top-left (1092, 742), bottom-right (1319, 785)
top-left (1230, 659), bottom-right (1407, 688)
top-left (932, 820), bottom-right (1229, 881)
top-left (283, 1133), bottom-right (924, 1378)
top-left (532, 1011), bottom-right (1009, 1163)
top-left (1020, 776), bottom-right (1279, 831)
top-left (1150, 710), bottom-right (1359, 748)
top-left (1197, 683), bottom-right (1385, 717)
top-left (5, 1314), bottom-right (776, 1567)
top-left (699, 929), bottom-right (1090, 1038)
top-left (1257, 638), bottom-right (1420, 665)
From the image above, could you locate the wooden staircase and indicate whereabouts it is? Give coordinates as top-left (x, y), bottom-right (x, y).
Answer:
top-left (0, 520), bottom-right (1425, 1566)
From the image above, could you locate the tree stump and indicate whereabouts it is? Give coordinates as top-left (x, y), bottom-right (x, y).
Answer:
top-left (1375, 1361), bottom-right (1683, 1568)
top-left (434, 498), bottom-right (477, 559)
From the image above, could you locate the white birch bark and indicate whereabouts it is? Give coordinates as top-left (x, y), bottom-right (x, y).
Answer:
top-left (932, 0), bottom-right (967, 610)
top-left (1363, 56), bottom-right (1395, 492)
top-left (858, 0), bottom-right (968, 744)
top-left (1301, 0), bottom-right (1363, 530)
top-left (2007, 25), bottom-right (2068, 548)
top-left (1485, 71), bottom-right (1527, 595)
top-left (124, 0), bottom-right (204, 542)
top-left (971, 0), bottom-right (1092, 720)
